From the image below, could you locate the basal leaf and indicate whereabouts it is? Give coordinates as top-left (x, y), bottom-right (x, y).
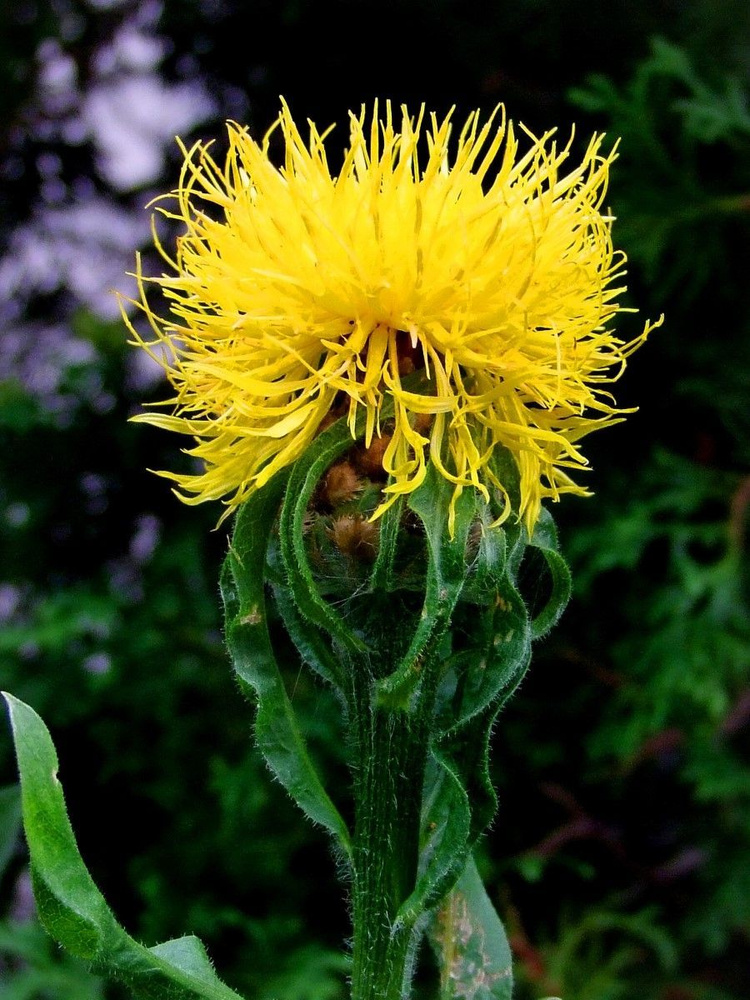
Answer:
top-left (2, 693), bottom-right (245, 1000)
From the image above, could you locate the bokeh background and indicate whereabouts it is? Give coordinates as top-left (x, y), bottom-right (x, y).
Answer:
top-left (1, 1), bottom-right (749, 998)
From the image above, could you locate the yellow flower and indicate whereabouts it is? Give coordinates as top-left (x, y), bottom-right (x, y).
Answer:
top-left (125, 101), bottom-right (660, 534)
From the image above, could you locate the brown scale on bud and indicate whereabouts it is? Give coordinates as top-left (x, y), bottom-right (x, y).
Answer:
top-left (328, 514), bottom-right (379, 562)
top-left (322, 461), bottom-right (363, 507)
top-left (317, 412), bottom-right (338, 434)
top-left (355, 433), bottom-right (392, 480)
top-left (413, 412), bottom-right (434, 436)
top-left (316, 391), bottom-right (350, 437)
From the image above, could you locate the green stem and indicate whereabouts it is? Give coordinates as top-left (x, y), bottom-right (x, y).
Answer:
top-left (348, 665), bottom-right (431, 1000)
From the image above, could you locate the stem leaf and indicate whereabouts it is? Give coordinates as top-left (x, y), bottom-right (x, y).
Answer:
top-left (271, 578), bottom-right (342, 689)
top-left (279, 422), bottom-right (368, 655)
top-left (428, 854), bottom-right (513, 1000)
top-left (222, 476), bottom-right (352, 855)
top-left (150, 936), bottom-right (225, 985)
top-left (378, 465), bottom-right (475, 707)
top-left (528, 508), bottom-right (572, 640)
top-left (396, 752), bottom-right (471, 928)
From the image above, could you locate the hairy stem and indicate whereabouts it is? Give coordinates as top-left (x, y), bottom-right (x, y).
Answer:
top-left (348, 664), bottom-right (431, 1000)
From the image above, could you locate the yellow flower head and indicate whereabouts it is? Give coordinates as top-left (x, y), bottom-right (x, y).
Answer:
top-left (125, 101), bottom-right (660, 534)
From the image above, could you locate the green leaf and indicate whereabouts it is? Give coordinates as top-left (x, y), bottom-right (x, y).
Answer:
top-left (444, 578), bottom-right (530, 732)
top-left (149, 937), bottom-right (223, 986)
top-left (377, 465), bottom-right (475, 708)
top-left (2, 692), bottom-right (245, 1000)
top-left (400, 499), bottom-right (568, 929)
top-left (527, 508), bottom-right (572, 640)
top-left (428, 854), bottom-right (513, 1000)
top-left (424, 514), bottom-right (531, 884)
top-left (271, 579), bottom-right (342, 689)
top-left (223, 477), bottom-right (352, 855)
top-left (399, 699), bottom-right (506, 928)
top-left (396, 753), bottom-right (471, 928)
top-left (438, 706), bottom-right (500, 850)
top-left (278, 422), bottom-right (368, 656)
top-left (0, 782), bottom-right (22, 877)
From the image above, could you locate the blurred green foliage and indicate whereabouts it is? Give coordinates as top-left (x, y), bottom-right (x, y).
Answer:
top-left (1, 5), bottom-right (748, 1000)
top-left (495, 38), bottom-right (750, 1000)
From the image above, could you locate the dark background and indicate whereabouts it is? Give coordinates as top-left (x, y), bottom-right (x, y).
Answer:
top-left (1, 1), bottom-right (749, 998)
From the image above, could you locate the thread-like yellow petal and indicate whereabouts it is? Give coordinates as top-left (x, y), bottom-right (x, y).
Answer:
top-left (123, 102), bottom-right (661, 534)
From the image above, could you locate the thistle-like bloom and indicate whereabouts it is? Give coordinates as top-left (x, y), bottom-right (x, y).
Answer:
top-left (126, 102), bottom-right (659, 533)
